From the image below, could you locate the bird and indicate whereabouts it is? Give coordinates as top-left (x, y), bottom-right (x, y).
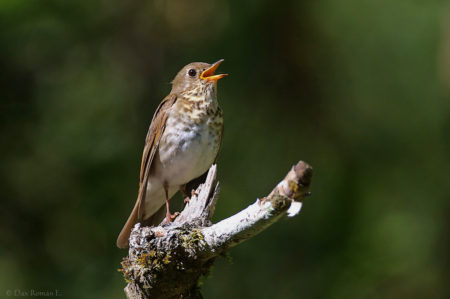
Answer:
top-left (116, 59), bottom-right (227, 248)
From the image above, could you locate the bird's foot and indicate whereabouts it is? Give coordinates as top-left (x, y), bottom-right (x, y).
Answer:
top-left (164, 212), bottom-right (180, 224)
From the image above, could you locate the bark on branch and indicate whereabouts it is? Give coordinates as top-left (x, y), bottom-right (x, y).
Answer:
top-left (119, 161), bottom-right (313, 299)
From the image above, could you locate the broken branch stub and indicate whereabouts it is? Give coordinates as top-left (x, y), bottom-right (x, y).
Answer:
top-left (121, 161), bottom-right (313, 299)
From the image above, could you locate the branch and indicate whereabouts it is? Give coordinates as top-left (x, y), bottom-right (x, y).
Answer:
top-left (120, 161), bottom-right (313, 299)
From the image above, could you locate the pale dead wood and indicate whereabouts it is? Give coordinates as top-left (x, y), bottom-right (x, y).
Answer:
top-left (120, 161), bottom-right (313, 299)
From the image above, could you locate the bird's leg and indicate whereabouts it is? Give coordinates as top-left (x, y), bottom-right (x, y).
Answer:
top-left (164, 184), bottom-right (178, 223)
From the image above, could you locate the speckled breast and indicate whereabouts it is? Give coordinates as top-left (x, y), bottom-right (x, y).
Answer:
top-left (157, 97), bottom-right (223, 186)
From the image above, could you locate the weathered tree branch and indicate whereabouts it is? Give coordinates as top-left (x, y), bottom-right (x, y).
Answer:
top-left (119, 161), bottom-right (313, 299)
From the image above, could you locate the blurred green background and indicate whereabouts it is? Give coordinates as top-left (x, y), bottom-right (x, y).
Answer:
top-left (1, 0), bottom-right (449, 298)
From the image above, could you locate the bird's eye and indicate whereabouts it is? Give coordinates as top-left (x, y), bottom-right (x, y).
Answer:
top-left (188, 69), bottom-right (196, 77)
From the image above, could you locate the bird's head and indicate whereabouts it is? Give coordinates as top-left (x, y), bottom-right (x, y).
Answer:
top-left (171, 59), bottom-right (227, 95)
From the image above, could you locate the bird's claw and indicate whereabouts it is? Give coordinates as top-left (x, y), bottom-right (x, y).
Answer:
top-left (171, 212), bottom-right (180, 220)
top-left (163, 212), bottom-right (180, 224)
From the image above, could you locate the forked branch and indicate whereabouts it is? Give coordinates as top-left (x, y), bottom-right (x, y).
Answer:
top-left (120, 161), bottom-right (313, 299)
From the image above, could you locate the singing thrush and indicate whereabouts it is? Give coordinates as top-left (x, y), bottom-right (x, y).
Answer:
top-left (116, 60), bottom-right (227, 248)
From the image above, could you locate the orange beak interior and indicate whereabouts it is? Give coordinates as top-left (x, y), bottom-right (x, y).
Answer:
top-left (200, 59), bottom-right (228, 81)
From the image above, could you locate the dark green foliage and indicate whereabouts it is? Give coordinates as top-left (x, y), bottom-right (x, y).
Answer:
top-left (0, 0), bottom-right (449, 298)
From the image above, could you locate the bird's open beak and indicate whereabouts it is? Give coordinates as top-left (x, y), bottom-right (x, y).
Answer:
top-left (200, 59), bottom-right (228, 81)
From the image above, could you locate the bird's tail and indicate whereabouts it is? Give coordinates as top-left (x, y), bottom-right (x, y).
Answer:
top-left (116, 202), bottom-right (166, 249)
top-left (116, 199), bottom-right (140, 248)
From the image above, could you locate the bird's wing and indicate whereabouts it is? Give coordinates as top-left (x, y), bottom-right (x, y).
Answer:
top-left (116, 94), bottom-right (177, 248)
top-left (137, 94), bottom-right (177, 218)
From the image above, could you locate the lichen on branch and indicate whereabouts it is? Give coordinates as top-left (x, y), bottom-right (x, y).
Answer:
top-left (120, 161), bottom-right (313, 299)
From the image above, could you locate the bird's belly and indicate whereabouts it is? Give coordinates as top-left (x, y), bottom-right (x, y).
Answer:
top-left (157, 119), bottom-right (221, 186)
